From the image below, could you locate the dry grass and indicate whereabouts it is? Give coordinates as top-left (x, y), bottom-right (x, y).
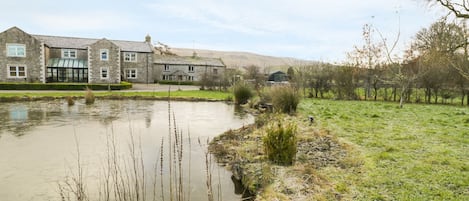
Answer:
top-left (84, 88), bottom-right (95, 105)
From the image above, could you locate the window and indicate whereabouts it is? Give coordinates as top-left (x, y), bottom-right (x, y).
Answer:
top-left (101, 67), bottom-right (109, 79)
top-left (213, 68), bottom-right (218, 74)
top-left (188, 76), bottom-right (194, 81)
top-left (164, 65), bottom-right (170, 71)
top-left (100, 49), bottom-right (109, 61)
top-left (62, 49), bottom-right (77, 59)
top-left (162, 75), bottom-right (169, 80)
top-left (7, 44), bottom-right (26, 57)
top-left (124, 52), bottom-right (137, 62)
top-left (125, 69), bottom-right (137, 79)
top-left (8, 65), bottom-right (27, 78)
top-left (188, 65), bottom-right (194, 72)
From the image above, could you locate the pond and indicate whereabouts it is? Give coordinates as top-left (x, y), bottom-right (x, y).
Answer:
top-left (0, 100), bottom-right (254, 201)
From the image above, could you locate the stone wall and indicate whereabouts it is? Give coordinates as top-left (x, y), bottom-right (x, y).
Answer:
top-left (49, 48), bottom-right (88, 60)
top-left (159, 64), bottom-right (225, 82)
top-left (88, 39), bottom-right (120, 84)
top-left (0, 27), bottom-right (44, 83)
top-left (121, 52), bottom-right (153, 83)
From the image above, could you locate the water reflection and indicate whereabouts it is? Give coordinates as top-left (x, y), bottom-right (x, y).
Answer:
top-left (0, 100), bottom-right (254, 201)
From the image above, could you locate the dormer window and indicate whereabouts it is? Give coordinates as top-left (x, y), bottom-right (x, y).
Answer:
top-left (7, 44), bottom-right (26, 57)
top-left (62, 49), bottom-right (77, 59)
top-left (188, 65), bottom-right (194, 72)
top-left (100, 49), bottom-right (109, 61)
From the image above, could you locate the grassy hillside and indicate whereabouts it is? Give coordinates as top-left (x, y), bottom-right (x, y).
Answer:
top-left (299, 99), bottom-right (469, 200)
top-left (171, 47), bottom-right (317, 71)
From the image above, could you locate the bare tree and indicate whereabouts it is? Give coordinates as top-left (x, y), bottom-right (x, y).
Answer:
top-left (155, 42), bottom-right (177, 56)
top-left (347, 24), bottom-right (386, 100)
top-left (433, 0), bottom-right (469, 18)
top-left (427, 1), bottom-right (469, 80)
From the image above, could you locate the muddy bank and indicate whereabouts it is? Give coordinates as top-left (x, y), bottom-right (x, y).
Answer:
top-left (209, 114), bottom-right (364, 200)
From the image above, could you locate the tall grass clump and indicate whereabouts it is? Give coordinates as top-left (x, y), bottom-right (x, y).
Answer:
top-left (269, 86), bottom-right (300, 114)
top-left (84, 88), bottom-right (95, 105)
top-left (233, 83), bottom-right (253, 105)
top-left (263, 122), bottom-right (297, 166)
top-left (67, 96), bottom-right (75, 106)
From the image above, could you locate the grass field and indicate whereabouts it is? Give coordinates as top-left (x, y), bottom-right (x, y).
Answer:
top-left (299, 100), bottom-right (469, 200)
top-left (298, 99), bottom-right (469, 200)
top-left (0, 90), bottom-right (232, 101)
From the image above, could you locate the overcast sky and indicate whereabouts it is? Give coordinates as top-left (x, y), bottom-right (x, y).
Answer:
top-left (0, 0), bottom-right (447, 62)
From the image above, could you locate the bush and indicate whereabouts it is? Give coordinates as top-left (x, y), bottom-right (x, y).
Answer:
top-left (263, 122), bottom-right (297, 165)
top-left (157, 80), bottom-right (195, 85)
top-left (0, 82), bottom-right (132, 90)
top-left (269, 86), bottom-right (300, 114)
top-left (233, 83), bottom-right (253, 105)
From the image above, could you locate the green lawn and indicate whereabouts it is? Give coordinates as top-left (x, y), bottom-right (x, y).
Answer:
top-left (0, 90), bottom-right (232, 101)
top-left (299, 99), bottom-right (469, 200)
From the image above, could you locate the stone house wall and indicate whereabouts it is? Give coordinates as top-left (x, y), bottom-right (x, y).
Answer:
top-left (120, 52), bottom-right (153, 83)
top-left (88, 39), bottom-right (121, 84)
top-left (0, 27), bottom-right (44, 83)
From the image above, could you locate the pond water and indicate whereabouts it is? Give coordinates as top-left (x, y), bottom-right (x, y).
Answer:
top-left (0, 100), bottom-right (254, 201)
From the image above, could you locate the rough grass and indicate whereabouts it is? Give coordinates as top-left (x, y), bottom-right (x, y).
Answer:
top-left (299, 99), bottom-right (469, 200)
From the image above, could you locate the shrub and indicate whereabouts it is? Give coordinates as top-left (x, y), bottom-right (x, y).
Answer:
top-left (269, 86), bottom-right (300, 114)
top-left (157, 80), bottom-right (195, 85)
top-left (0, 82), bottom-right (132, 90)
top-left (84, 88), bottom-right (95, 105)
top-left (263, 122), bottom-right (297, 165)
top-left (233, 83), bottom-right (253, 105)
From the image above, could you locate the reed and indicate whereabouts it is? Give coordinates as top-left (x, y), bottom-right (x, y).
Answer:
top-left (84, 88), bottom-right (95, 105)
top-left (58, 97), bottom-right (223, 201)
top-left (67, 96), bottom-right (75, 106)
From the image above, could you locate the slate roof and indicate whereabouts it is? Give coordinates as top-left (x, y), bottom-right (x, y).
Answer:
top-left (33, 35), bottom-right (153, 53)
top-left (154, 55), bottom-right (225, 67)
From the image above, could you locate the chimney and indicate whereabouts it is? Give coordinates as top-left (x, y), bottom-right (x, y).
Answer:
top-left (145, 34), bottom-right (151, 43)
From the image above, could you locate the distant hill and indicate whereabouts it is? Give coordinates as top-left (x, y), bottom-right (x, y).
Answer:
top-left (171, 47), bottom-right (317, 72)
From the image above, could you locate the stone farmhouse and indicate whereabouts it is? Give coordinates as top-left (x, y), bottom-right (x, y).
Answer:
top-left (0, 27), bottom-right (225, 84)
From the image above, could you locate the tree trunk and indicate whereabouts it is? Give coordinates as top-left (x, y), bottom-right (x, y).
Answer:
top-left (399, 89), bottom-right (405, 108)
top-left (384, 87), bottom-right (388, 101)
top-left (466, 91), bottom-right (469, 105)
top-left (393, 87), bottom-right (397, 102)
top-left (462, 90), bottom-right (465, 106)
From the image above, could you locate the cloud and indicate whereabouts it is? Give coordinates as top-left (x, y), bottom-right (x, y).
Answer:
top-left (31, 11), bottom-right (135, 33)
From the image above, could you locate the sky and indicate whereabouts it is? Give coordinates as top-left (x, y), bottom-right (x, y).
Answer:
top-left (0, 0), bottom-right (448, 63)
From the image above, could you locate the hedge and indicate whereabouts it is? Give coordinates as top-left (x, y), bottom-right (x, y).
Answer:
top-left (0, 82), bottom-right (132, 90)
top-left (157, 80), bottom-right (196, 85)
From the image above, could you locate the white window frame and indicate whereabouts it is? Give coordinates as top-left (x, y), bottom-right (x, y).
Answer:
top-left (125, 68), bottom-right (137, 79)
top-left (164, 65), bottom-right (170, 71)
top-left (124, 52), bottom-right (137, 62)
top-left (100, 49), bottom-right (109, 61)
top-left (188, 76), bottom-right (194, 81)
top-left (162, 75), bottom-right (169, 80)
top-left (7, 65), bottom-right (27, 78)
top-left (188, 65), bottom-right (194, 72)
top-left (6, 44), bottom-right (26, 57)
top-left (62, 49), bottom-right (77, 59)
top-left (100, 67), bottom-right (109, 79)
